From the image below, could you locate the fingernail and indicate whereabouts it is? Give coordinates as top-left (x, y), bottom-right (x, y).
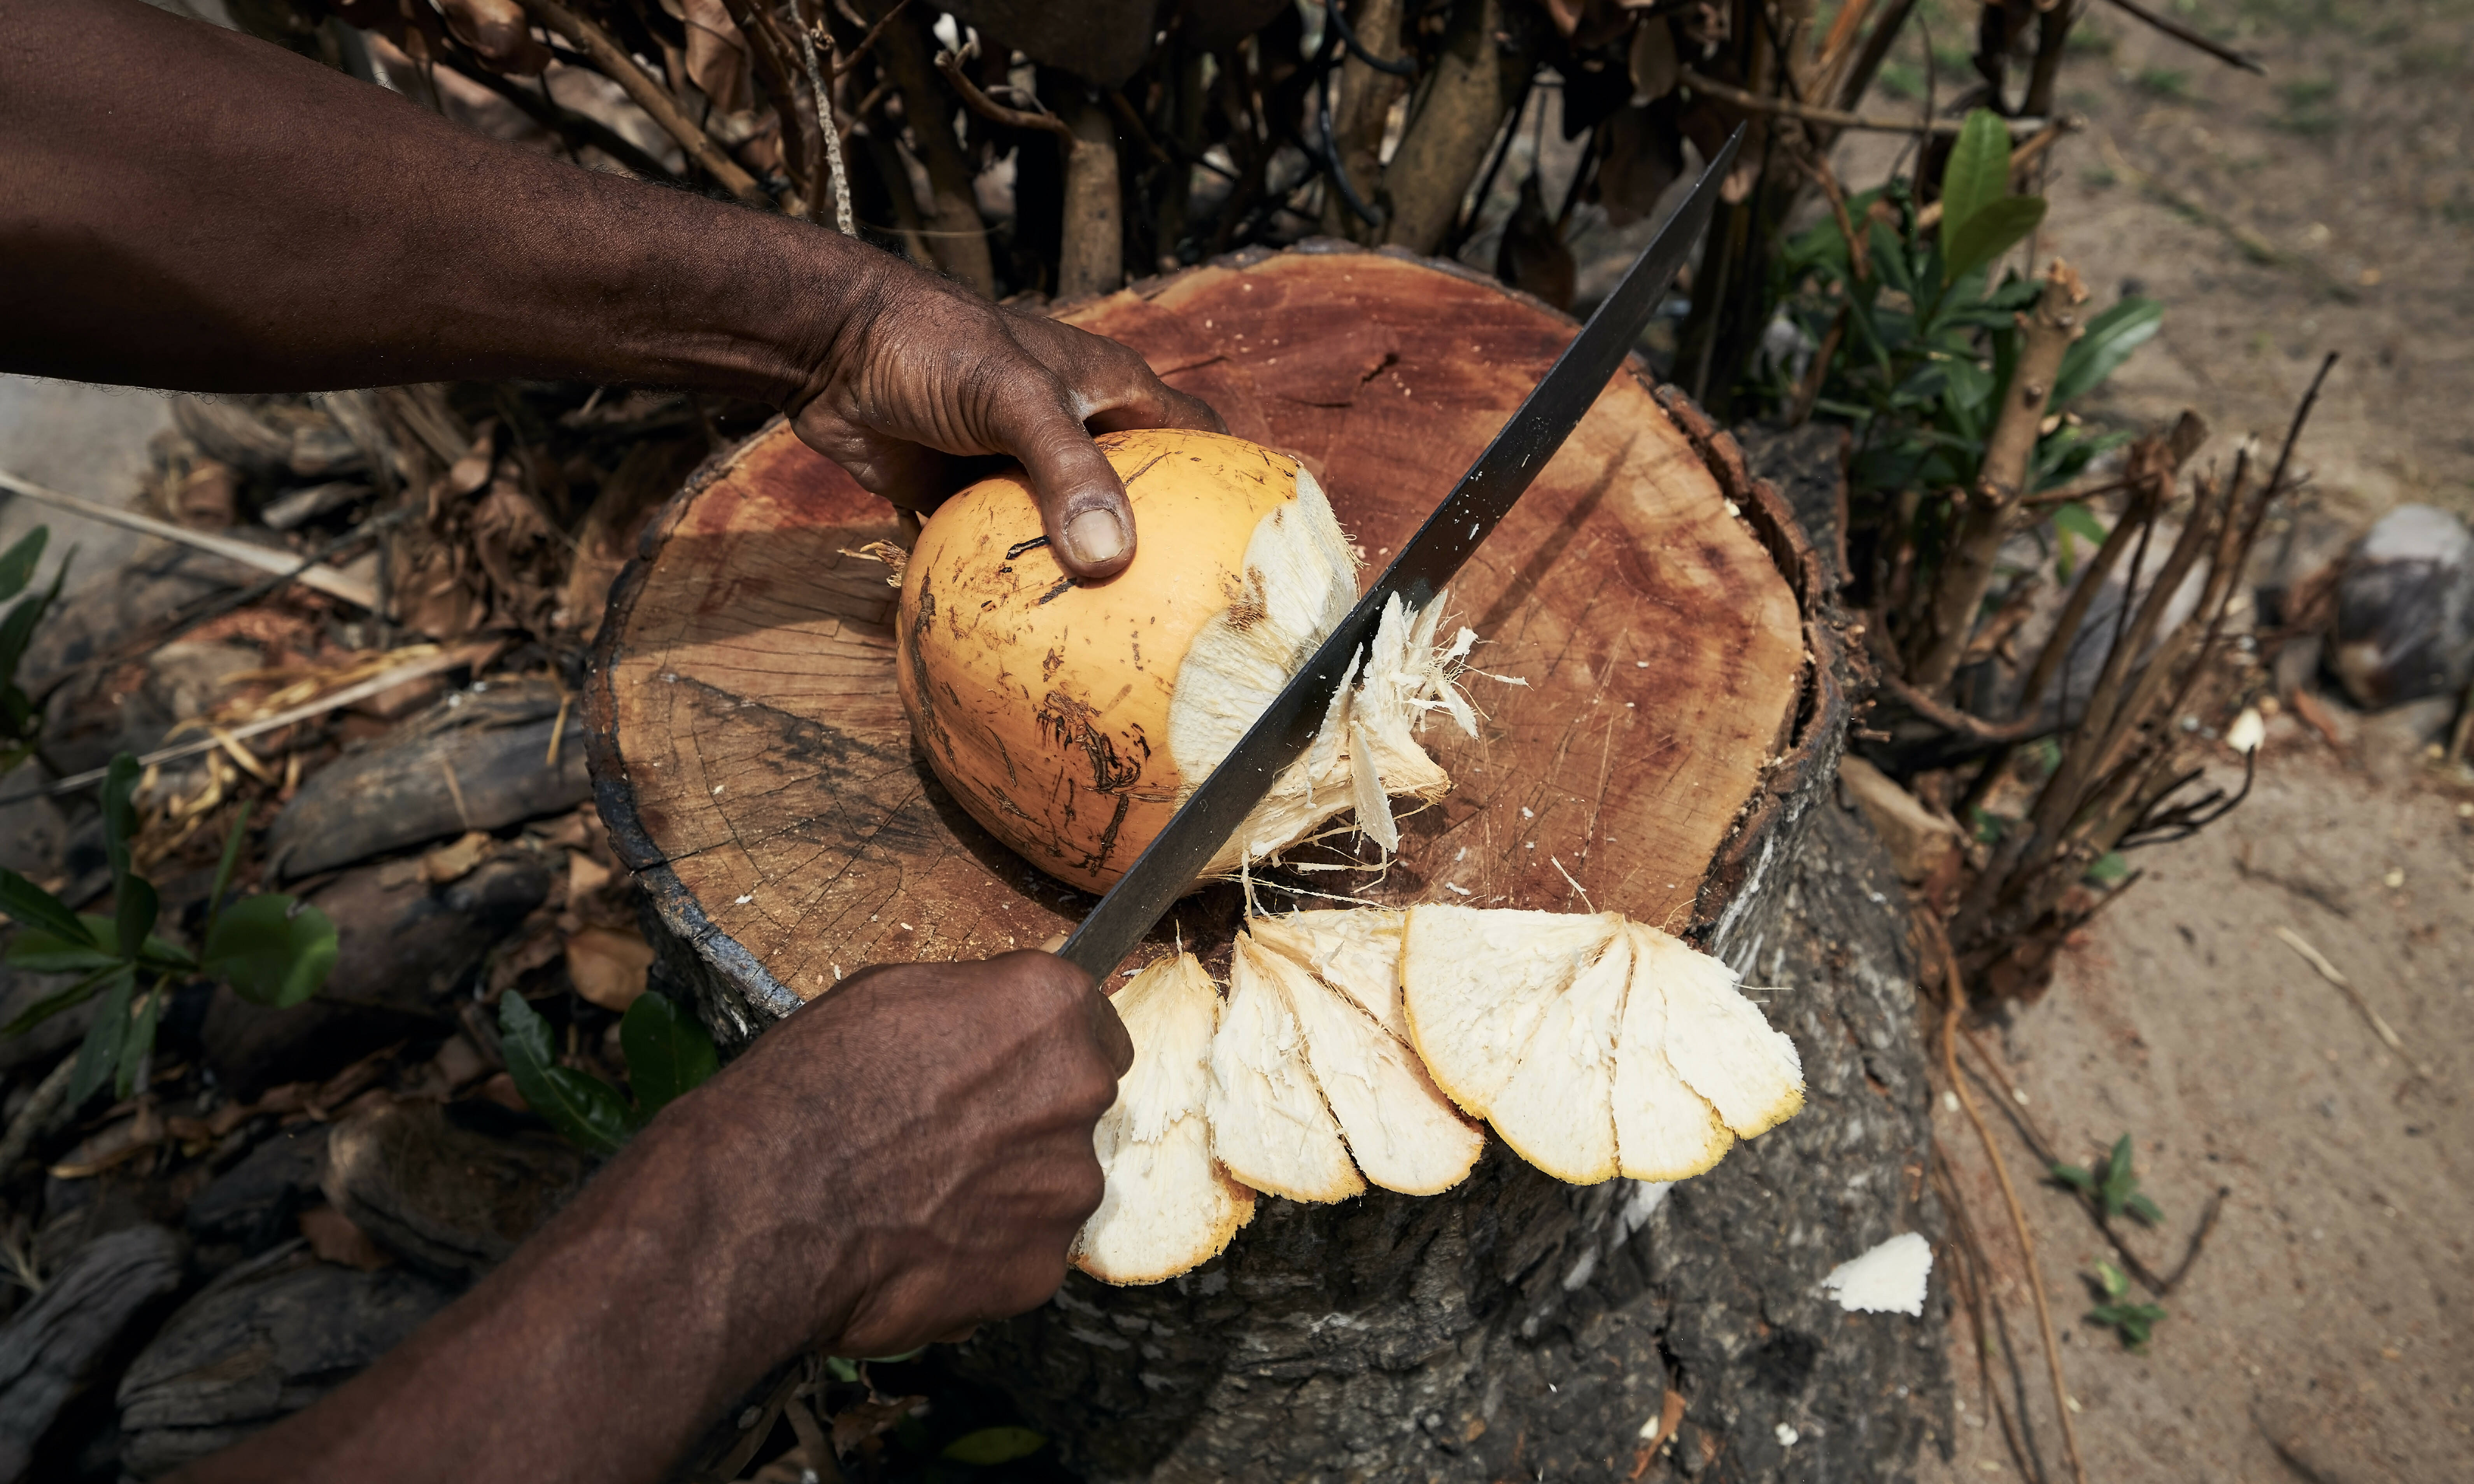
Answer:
top-left (1067, 508), bottom-right (1127, 566)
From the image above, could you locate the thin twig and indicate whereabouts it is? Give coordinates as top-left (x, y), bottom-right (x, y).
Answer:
top-left (2157, 1186), bottom-right (2229, 1297)
top-left (0, 648), bottom-right (478, 805)
top-left (2097, 0), bottom-right (2266, 75)
top-left (831, 0), bottom-right (910, 77)
top-left (790, 1), bottom-right (857, 233)
top-left (1933, 1148), bottom-right (2050, 1483)
top-left (519, 0), bottom-right (767, 202)
top-left (0, 468), bottom-right (377, 609)
top-left (0, 1058), bottom-right (76, 1181)
top-left (2273, 926), bottom-right (2429, 1076)
top-left (1681, 68), bottom-right (2051, 135)
top-left (1939, 933), bottom-right (2089, 1484)
top-left (933, 47), bottom-right (1072, 138)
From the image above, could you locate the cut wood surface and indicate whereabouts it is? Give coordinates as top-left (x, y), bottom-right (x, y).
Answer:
top-left (587, 243), bottom-right (1813, 1041)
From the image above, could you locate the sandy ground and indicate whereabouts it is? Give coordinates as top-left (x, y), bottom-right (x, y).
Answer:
top-left (1917, 718), bottom-right (2474, 1484)
top-left (1822, 4), bottom-right (2474, 1481)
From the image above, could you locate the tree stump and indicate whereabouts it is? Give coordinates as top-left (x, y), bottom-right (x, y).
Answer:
top-left (585, 244), bottom-right (1947, 1480)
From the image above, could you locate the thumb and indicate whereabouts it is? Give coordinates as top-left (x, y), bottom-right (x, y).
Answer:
top-left (985, 378), bottom-right (1136, 581)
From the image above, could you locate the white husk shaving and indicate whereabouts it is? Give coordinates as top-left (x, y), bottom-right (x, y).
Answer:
top-left (1820, 1231), bottom-right (1933, 1315)
top-left (1162, 469), bottom-right (1484, 876)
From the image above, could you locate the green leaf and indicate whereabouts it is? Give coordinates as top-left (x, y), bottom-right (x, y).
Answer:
top-left (2094, 1260), bottom-right (2129, 1299)
top-left (824, 1356), bottom-right (861, 1384)
top-left (114, 875), bottom-right (159, 968)
top-left (2050, 296), bottom-right (2162, 409)
top-left (2084, 851), bottom-right (2131, 885)
top-left (939, 1428), bottom-right (1048, 1466)
top-left (1, 965), bottom-right (115, 1036)
top-left (68, 966), bottom-right (135, 1107)
top-left (1938, 108), bottom-right (2014, 255)
top-left (2053, 502), bottom-right (2108, 545)
top-left (101, 754), bottom-right (140, 883)
top-left (620, 990), bottom-right (719, 1119)
top-left (1944, 195), bottom-right (2048, 287)
top-left (201, 896), bottom-right (338, 1008)
top-left (0, 546), bottom-right (71, 696)
top-left (2125, 1192), bottom-right (2164, 1227)
top-left (2050, 1162), bottom-right (2095, 1193)
top-left (0, 527), bottom-right (43, 605)
top-left (0, 867), bottom-right (97, 946)
top-left (204, 801), bottom-right (254, 941)
top-left (116, 980), bottom-right (164, 1099)
top-left (4, 928), bottom-right (121, 974)
top-left (498, 991), bottom-right (636, 1157)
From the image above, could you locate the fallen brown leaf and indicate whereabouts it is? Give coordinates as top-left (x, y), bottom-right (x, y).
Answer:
top-left (831, 1395), bottom-right (928, 1458)
top-left (299, 1204), bottom-right (394, 1270)
top-left (566, 848), bottom-right (613, 899)
top-left (566, 924), bottom-right (656, 1011)
top-left (423, 829), bottom-right (495, 885)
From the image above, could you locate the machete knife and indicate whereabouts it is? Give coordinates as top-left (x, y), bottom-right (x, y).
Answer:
top-left (1056, 125), bottom-right (1746, 980)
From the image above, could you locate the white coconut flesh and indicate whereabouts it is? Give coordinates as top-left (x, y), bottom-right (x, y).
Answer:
top-left (1165, 469), bottom-right (1481, 875)
top-left (1402, 905), bottom-right (1803, 1186)
top-left (1074, 952), bottom-right (1258, 1285)
top-left (1074, 907), bottom-right (1805, 1283)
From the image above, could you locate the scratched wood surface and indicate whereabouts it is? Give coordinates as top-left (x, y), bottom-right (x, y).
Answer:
top-left (585, 245), bottom-right (1806, 1040)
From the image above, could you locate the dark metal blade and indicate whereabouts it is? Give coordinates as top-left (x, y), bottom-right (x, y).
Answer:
top-left (1057, 126), bottom-right (1746, 980)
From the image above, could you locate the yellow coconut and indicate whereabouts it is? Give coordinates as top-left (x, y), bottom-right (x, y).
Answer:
top-left (895, 427), bottom-right (1473, 892)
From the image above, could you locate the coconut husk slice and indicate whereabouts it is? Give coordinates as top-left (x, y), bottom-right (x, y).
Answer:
top-left (1399, 905), bottom-right (1627, 1118)
top-left (1075, 953), bottom-right (1257, 1285)
top-left (1612, 926), bottom-right (1736, 1182)
top-left (1238, 932), bottom-right (1483, 1197)
top-left (1246, 908), bottom-right (1409, 1042)
top-left (1487, 927), bottom-right (1631, 1185)
top-left (1207, 935), bottom-right (1365, 1204)
top-left (1629, 924), bottom-right (1804, 1139)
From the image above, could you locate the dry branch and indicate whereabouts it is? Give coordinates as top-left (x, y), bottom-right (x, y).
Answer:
top-left (1682, 68), bottom-right (2053, 136)
top-left (1939, 934), bottom-right (2088, 1484)
top-left (0, 467), bottom-right (378, 609)
top-left (518, 0), bottom-right (768, 202)
top-left (2097, 0), bottom-right (2266, 75)
top-left (1912, 261), bottom-right (2087, 694)
top-left (1381, 0), bottom-right (1528, 254)
top-left (862, 0), bottom-right (994, 294)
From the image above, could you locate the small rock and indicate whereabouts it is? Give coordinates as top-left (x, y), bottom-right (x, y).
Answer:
top-left (2329, 504), bottom-right (2474, 709)
top-left (0, 1225), bottom-right (187, 1484)
top-left (322, 1101), bottom-right (587, 1277)
top-left (116, 1242), bottom-right (459, 1480)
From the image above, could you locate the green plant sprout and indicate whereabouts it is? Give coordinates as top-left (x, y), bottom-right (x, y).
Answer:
top-left (2, 754), bottom-right (338, 1106)
top-left (2052, 1132), bottom-right (2166, 1224)
top-left (2086, 1259), bottom-right (2168, 1349)
top-left (498, 982), bottom-right (718, 1157)
top-left (0, 526), bottom-right (72, 776)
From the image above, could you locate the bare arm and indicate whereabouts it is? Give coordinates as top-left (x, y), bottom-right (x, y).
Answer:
top-left (170, 953), bottom-right (1133, 1484)
top-left (0, 0), bottom-right (1219, 575)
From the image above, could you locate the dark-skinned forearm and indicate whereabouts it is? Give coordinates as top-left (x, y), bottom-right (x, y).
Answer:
top-left (0, 0), bottom-right (843, 405)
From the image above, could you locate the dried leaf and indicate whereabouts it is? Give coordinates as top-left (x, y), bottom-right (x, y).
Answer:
top-left (422, 830), bottom-right (495, 886)
top-left (298, 1204), bottom-right (394, 1270)
top-left (680, 0), bottom-right (752, 113)
top-left (565, 924), bottom-right (656, 1012)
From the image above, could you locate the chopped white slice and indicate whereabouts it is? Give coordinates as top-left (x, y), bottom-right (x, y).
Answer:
top-left (1208, 934), bottom-right (1365, 1204)
top-left (1821, 1231), bottom-right (1933, 1316)
top-left (1248, 908), bottom-right (1409, 1042)
top-left (1488, 929), bottom-right (1630, 1184)
top-left (1242, 933), bottom-right (1483, 1196)
top-left (1075, 954), bottom-right (1256, 1284)
top-left (1612, 926), bottom-right (1735, 1181)
top-left (1401, 905), bottom-right (1623, 1117)
top-left (1631, 925), bottom-right (1805, 1138)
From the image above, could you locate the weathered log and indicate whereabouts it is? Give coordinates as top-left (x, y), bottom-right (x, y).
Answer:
top-left (0, 1225), bottom-right (187, 1484)
top-left (116, 1242), bottom-right (461, 1480)
top-left (582, 242), bottom-right (1938, 1477)
top-left (262, 679), bottom-right (588, 880)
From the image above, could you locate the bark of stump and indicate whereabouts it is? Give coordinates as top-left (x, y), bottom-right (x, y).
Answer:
top-left (585, 244), bottom-right (1947, 1480)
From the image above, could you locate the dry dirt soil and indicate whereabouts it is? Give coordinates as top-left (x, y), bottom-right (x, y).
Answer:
top-left (1838, 0), bottom-right (2474, 1478)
